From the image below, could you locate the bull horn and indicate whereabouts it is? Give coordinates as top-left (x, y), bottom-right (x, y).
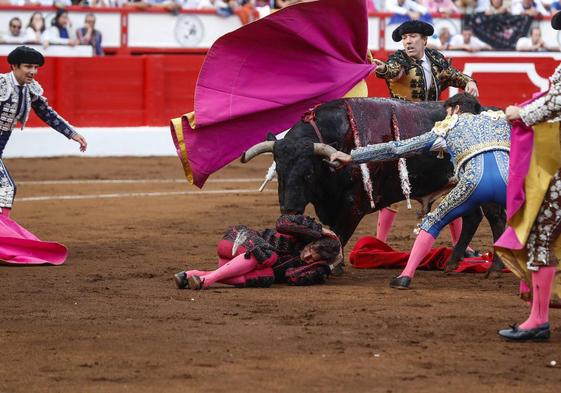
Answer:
top-left (241, 141), bottom-right (275, 163)
top-left (313, 143), bottom-right (338, 158)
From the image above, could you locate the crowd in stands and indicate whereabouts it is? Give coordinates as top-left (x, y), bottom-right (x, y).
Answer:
top-left (0, 0), bottom-right (560, 52)
top-left (0, 8), bottom-right (104, 55)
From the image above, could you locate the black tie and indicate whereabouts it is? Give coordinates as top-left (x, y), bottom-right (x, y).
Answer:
top-left (415, 59), bottom-right (423, 67)
top-left (16, 85), bottom-right (25, 118)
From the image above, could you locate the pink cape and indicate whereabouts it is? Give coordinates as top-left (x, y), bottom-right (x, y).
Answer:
top-left (170, 0), bottom-right (375, 187)
top-left (495, 92), bottom-right (547, 250)
top-left (0, 215), bottom-right (67, 265)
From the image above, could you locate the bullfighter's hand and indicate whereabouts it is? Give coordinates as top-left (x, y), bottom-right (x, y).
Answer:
top-left (330, 151), bottom-right (352, 167)
top-left (505, 105), bottom-right (522, 122)
top-left (464, 81), bottom-right (479, 97)
top-left (72, 133), bottom-right (88, 152)
top-left (372, 58), bottom-right (387, 73)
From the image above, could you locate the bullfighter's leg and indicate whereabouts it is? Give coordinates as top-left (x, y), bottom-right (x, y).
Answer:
top-left (376, 206), bottom-right (398, 243)
top-left (0, 159), bottom-right (16, 217)
top-left (499, 170), bottom-right (561, 338)
top-left (188, 252), bottom-right (278, 290)
top-left (391, 153), bottom-right (506, 289)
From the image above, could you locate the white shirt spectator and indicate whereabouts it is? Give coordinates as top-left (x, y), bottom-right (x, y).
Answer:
top-left (29, 0), bottom-right (73, 5)
top-left (25, 27), bottom-right (49, 45)
top-left (511, 0), bottom-right (549, 15)
top-left (475, 0), bottom-right (491, 12)
top-left (184, 0), bottom-right (215, 8)
top-left (449, 32), bottom-right (490, 50)
top-left (385, 0), bottom-right (428, 15)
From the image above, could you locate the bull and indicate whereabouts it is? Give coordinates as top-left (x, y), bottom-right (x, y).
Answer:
top-left (241, 97), bottom-right (505, 272)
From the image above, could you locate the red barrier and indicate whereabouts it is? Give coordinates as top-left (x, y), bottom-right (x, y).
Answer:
top-left (1, 53), bottom-right (559, 127)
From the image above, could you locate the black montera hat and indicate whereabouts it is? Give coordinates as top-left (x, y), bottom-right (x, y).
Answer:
top-left (7, 46), bottom-right (45, 66)
top-left (392, 20), bottom-right (434, 42)
top-left (552, 12), bottom-right (561, 30)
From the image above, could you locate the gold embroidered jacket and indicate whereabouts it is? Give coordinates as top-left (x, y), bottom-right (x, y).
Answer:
top-left (375, 48), bottom-right (474, 102)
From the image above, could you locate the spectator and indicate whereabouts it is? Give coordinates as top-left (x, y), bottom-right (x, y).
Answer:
top-left (272, 0), bottom-right (301, 8)
top-left (427, 26), bottom-right (452, 49)
top-left (183, 0), bottom-right (215, 8)
top-left (449, 27), bottom-right (492, 51)
top-left (146, 0), bottom-right (182, 12)
top-left (550, 0), bottom-right (561, 12)
top-left (485, 0), bottom-right (509, 13)
top-left (515, 26), bottom-right (557, 50)
top-left (456, 0), bottom-right (480, 13)
top-left (76, 13), bottom-right (104, 56)
top-left (386, 0), bottom-right (432, 25)
top-left (1, 17), bottom-right (25, 44)
top-left (511, 0), bottom-right (549, 16)
top-left (421, 0), bottom-right (460, 14)
top-left (48, 9), bottom-right (78, 46)
top-left (25, 12), bottom-right (49, 47)
top-left (28, 0), bottom-right (73, 6)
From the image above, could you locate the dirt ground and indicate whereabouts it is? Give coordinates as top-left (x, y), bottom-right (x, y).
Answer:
top-left (0, 156), bottom-right (560, 393)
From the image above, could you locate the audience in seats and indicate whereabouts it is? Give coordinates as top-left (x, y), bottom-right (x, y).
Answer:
top-left (427, 26), bottom-right (452, 50)
top-left (421, 0), bottom-right (460, 14)
top-left (0, 17), bottom-right (26, 44)
top-left (516, 26), bottom-right (558, 50)
top-left (76, 13), bottom-right (104, 56)
top-left (511, 0), bottom-right (549, 16)
top-left (449, 27), bottom-right (492, 51)
top-left (25, 11), bottom-right (49, 47)
top-left (485, 0), bottom-right (510, 14)
top-left (386, 0), bottom-right (432, 25)
top-left (48, 9), bottom-right (78, 46)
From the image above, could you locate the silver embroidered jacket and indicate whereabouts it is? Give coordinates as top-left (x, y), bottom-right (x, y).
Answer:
top-left (351, 111), bottom-right (511, 177)
top-left (520, 63), bottom-right (561, 126)
top-left (0, 72), bottom-right (76, 157)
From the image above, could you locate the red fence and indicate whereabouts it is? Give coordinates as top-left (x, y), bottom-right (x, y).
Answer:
top-left (2, 53), bottom-right (559, 127)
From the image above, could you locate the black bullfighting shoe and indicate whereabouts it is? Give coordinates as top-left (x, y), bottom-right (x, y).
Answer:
top-left (187, 275), bottom-right (205, 290)
top-left (463, 249), bottom-right (482, 258)
top-left (174, 272), bottom-right (188, 289)
top-left (498, 323), bottom-right (550, 341)
top-left (389, 275), bottom-right (411, 290)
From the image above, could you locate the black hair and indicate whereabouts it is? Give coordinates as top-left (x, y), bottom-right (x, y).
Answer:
top-left (309, 237), bottom-right (341, 261)
top-left (52, 9), bottom-right (68, 28)
top-left (443, 93), bottom-right (481, 114)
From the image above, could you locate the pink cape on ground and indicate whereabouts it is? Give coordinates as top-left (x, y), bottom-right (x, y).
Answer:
top-left (170, 0), bottom-right (375, 187)
top-left (0, 215), bottom-right (67, 265)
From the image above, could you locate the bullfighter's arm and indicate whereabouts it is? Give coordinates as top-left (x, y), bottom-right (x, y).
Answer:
top-left (374, 54), bottom-right (404, 81)
top-left (31, 95), bottom-right (77, 139)
top-left (519, 65), bottom-right (561, 126)
top-left (351, 130), bottom-right (437, 164)
top-left (439, 65), bottom-right (473, 90)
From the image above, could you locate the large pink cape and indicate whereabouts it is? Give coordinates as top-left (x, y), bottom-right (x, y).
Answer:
top-left (0, 215), bottom-right (67, 265)
top-left (170, 0), bottom-right (375, 187)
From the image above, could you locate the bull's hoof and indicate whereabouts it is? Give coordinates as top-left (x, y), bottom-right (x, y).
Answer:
top-left (389, 275), bottom-right (411, 290)
top-left (444, 260), bottom-right (460, 274)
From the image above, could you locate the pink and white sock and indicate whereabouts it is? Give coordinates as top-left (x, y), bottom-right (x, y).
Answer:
top-left (400, 230), bottom-right (436, 278)
top-left (519, 267), bottom-right (555, 329)
top-left (376, 208), bottom-right (397, 243)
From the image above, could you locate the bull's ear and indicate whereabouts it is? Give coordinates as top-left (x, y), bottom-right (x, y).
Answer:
top-left (266, 133), bottom-right (277, 141)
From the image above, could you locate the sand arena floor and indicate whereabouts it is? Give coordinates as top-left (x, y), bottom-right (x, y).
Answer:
top-left (0, 156), bottom-right (560, 393)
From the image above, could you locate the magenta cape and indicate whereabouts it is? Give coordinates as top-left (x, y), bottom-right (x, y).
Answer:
top-left (170, 0), bottom-right (376, 187)
top-left (0, 215), bottom-right (67, 265)
top-left (495, 92), bottom-right (546, 250)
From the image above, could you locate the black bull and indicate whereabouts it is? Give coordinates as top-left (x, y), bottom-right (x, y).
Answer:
top-left (241, 97), bottom-right (505, 271)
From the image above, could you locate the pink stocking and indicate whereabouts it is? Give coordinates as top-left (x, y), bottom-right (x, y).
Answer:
top-left (519, 267), bottom-right (556, 329)
top-left (1, 207), bottom-right (11, 217)
top-left (400, 230), bottom-right (436, 278)
top-left (200, 254), bottom-right (260, 288)
top-left (186, 269), bottom-right (246, 287)
top-left (377, 208), bottom-right (397, 243)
